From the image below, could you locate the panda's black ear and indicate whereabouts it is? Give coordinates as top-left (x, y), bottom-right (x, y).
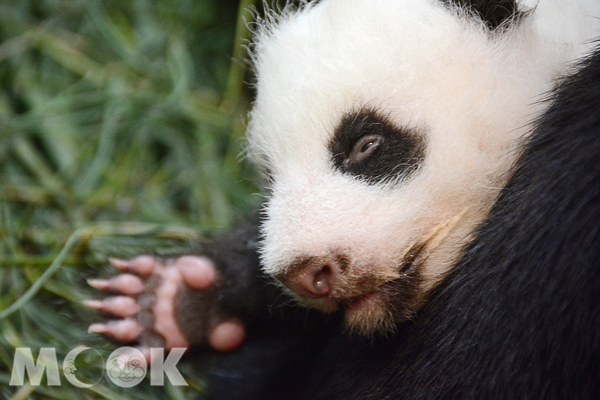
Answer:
top-left (441, 0), bottom-right (525, 31)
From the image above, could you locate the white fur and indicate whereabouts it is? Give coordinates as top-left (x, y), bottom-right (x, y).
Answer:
top-left (246, 0), bottom-right (600, 295)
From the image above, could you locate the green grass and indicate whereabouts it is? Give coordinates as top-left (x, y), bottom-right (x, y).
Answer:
top-left (0, 0), bottom-right (265, 398)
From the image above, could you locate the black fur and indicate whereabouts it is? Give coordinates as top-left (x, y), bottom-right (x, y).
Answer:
top-left (329, 109), bottom-right (426, 185)
top-left (441, 0), bottom-right (525, 30)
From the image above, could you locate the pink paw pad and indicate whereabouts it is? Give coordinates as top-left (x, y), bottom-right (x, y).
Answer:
top-left (209, 319), bottom-right (246, 353)
top-left (174, 256), bottom-right (217, 290)
top-left (152, 263), bottom-right (189, 348)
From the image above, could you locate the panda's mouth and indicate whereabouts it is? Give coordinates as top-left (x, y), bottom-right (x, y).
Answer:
top-left (345, 290), bottom-right (381, 311)
top-left (335, 238), bottom-right (428, 313)
top-left (289, 208), bottom-right (472, 322)
top-left (304, 208), bottom-right (474, 334)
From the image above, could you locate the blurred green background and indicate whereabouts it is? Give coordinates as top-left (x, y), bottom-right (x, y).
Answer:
top-left (0, 0), bottom-right (268, 398)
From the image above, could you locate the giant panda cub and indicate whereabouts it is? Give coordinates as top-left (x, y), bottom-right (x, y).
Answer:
top-left (87, 0), bottom-right (600, 398)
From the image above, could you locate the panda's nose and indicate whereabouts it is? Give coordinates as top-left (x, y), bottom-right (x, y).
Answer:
top-left (281, 255), bottom-right (341, 298)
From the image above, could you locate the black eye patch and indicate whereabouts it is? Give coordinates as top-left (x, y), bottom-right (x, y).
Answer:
top-left (329, 108), bottom-right (426, 185)
top-left (440, 0), bottom-right (526, 32)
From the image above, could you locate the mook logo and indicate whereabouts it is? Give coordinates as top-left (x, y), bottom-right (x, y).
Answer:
top-left (9, 346), bottom-right (188, 388)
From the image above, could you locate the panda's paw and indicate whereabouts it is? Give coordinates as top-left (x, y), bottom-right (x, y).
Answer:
top-left (86, 255), bottom-right (246, 358)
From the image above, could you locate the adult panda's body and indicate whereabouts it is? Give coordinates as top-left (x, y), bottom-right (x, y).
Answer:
top-left (87, 1), bottom-right (600, 398)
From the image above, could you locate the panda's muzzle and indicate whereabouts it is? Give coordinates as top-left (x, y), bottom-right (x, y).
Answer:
top-left (277, 250), bottom-right (407, 310)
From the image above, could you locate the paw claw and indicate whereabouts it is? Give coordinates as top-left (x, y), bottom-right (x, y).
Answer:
top-left (87, 278), bottom-right (109, 290)
top-left (88, 274), bottom-right (145, 295)
top-left (84, 297), bottom-right (140, 317)
top-left (83, 299), bottom-right (105, 309)
top-left (88, 323), bottom-right (108, 334)
top-left (88, 319), bottom-right (143, 342)
top-left (109, 256), bottom-right (157, 276)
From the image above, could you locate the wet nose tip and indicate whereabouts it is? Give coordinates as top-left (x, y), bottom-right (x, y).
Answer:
top-left (312, 267), bottom-right (332, 295)
top-left (284, 258), bottom-right (339, 299)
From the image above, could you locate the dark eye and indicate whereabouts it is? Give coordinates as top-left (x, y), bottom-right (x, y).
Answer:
top-left (329, 108), bottom-right (426, 185)
top-left (343, 135), bottom-right (383, 168)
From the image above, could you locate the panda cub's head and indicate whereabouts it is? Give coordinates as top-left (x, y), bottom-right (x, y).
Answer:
top-left (246, 0), bottom-right (600, 335)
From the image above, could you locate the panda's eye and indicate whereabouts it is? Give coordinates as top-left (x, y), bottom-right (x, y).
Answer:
top-left (329, 108), bottom-right (426, 185)
top-left (358, 136), bottom-right (381, 154)
top-left (343, 135), bottom-right (383, 168)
